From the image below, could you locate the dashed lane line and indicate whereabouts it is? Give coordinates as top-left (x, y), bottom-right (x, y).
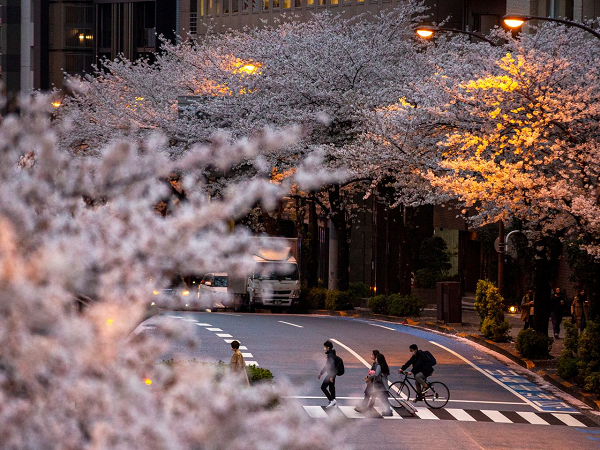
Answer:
top-left (194, 323), bottom-right (213, 327)
top-left (329, 338), bottom-right (371, 369)
top-left (278, 321), bottom-right (303, 328)
top-left (369, 323), bottom-right (396, 331)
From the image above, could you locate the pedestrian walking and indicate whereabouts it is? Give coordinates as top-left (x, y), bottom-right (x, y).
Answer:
top-left (318, 340), bottom-right (337, 409)
top-left (355, 350), bottom-right (392, 416)
top-left (550, 287), bottom-right (566, 339)
top-left (520, 289), bottom-right (535, 330)
top-left (572, 289), bottom-right (590, 332)
top-left (230, 340), bottom-right (249, 385)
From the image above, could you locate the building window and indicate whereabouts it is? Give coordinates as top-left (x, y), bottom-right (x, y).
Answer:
top-left (283, 0), bottom-right (290, 8)
top-left (64, 4), bottom-right (93, 49)
top-left (64, 53), bottom-right (94, 75)
top-left (263, 0), bottom-right (269, 11)
top-left (134, 2), bottom-right (155, 49)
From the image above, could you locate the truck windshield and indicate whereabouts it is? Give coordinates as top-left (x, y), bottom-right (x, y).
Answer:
top-left (213, 276), bottom-right (228, 287)
top-left (254, 263), bottom-right (299, 281)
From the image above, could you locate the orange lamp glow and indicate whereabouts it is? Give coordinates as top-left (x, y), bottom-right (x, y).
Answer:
top-left (416, 28), bottom-right (435, 38)
top-left (144, 378), bottom-right (152, 385)
top-left (503, 18), bottom-right (525, 28)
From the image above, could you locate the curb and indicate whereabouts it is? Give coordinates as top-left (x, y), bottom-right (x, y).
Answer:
top-left (308, 309), bottom-right (600, 412)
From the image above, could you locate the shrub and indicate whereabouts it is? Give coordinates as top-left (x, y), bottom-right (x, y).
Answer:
top-left (557, 351), bottom-right (579, 379)
top-left (324, 289), bottom-right (354, 311)
top-left (413, 268), bottom-right (440, 289)
top-left (576, 320), bottom-right (600, 395)
top-left (516, 329), bottom-right (553, 358)
top-left (246, 364), bottom-right (274, 384)
top-left (481, 316), bottom-right (511, 342)
top-left (475, 280), bottom-right (511, 342)
top-left (388, 294), bottom-right (422, 317)
top-left (306, 287), bottom-right (328, 310)
top-left (348, 282), bottom-right (370, 300)
top-left (368, 295), bottom-right (388, 314)
top-left (474, 279), bottom-right (494, 324)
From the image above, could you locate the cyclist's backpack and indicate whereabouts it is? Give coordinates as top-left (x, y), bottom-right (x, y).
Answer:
top-left (423, 350), bottom-right (437, 367)
top-left (334, 355), bottom-right (345, 376)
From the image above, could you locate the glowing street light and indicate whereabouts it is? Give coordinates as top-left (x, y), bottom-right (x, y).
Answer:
top-left (414, 25), bottom-right (497, 46)
top-left (502, 14), bottom-right (600, 40)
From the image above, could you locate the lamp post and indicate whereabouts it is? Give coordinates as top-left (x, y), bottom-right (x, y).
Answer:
top-left (503, 14), bottom-right (600, 40)
top-left (415, 25), bottom-right (498, 46)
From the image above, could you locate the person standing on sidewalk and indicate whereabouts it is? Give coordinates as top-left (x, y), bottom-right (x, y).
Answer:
top-left (520, 289), bottom-right (535, 330)
top-left (550, 287), bottom-right (566, 339)
top-left (572, 289), bottom-right (590, 332)
top-left (318, 340), bottom-right (337, 409)
top-left (230, 340), bottom-right (249, 385)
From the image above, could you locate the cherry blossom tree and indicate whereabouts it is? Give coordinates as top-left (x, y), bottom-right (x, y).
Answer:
top-left (368, 23), bottom-right (600, 329)
top-left (0, 95), bottom-right (347, 449)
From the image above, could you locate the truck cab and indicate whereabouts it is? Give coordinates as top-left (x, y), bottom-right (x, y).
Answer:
top-left (249, 256), bottom-right (300, 309)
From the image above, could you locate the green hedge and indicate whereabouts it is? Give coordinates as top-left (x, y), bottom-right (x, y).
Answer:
top-left (388, 294), bottom-right (422, 317)
top-left (247, 364), bottom-right (274, 384)
top-left (325, 289), bottom-right (354, 311)
top-left (367, 295), bottom-right (388, 314)
top-left (306, 287), bottom-right (328, 310)
top-left (515, 329), bottom-right (553, 358)
top-left (475, 279), bottom-right (511, 342)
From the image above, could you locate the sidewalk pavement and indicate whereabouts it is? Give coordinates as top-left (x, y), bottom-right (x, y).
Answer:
top-left (310, 306), bottom-right (600, 412)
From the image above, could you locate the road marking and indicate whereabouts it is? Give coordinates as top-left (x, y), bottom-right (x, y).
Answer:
top-left (195, 323), bottom-right (212, 327)
top-left (482, 410), bottom-right (512, 423)
top-left (207, 328), bottom-right (223, 331)
top-left (329, 338), bottom-right (371, 369)
top-left (553, 413), bottom-right (586, 427)
top-left (167, 316), bottom-right (183, 319)
top-left (428, 341), bottom-right (545, 412)
top-left (415, 408), bottom-right (438, 420)
top-left (239, 345), bottom-right (248, 350)
top-left (338, 406), bottom-right (365, 419)
top-left (369, 323), bottom-right (396, 331)
top-left (278, 321), bottom-right (303, 328)
top-left (285, 396), bottom-right (365, 400)
top-left (447, 399), bottom-right (526, 405)
top-left (215, 312), bottom-right (241, 316)
top-left (216, 333), bottom-right (233, 338)
top-left (242, 352), bottom-right (253, 358)
top-left (245, 361), bottom-right (259, 366)
top-left (447, 409), bottom-right (477, 421)
top-left (182, 318), bottom-right (198, 322)
top-left (374, 406), bottom-right (403, 419)
top-left (303, 406), bottom-right (328, 418)
top-left (518, 411), bottom-right (549, 425)
top-left (223, 339), bottom-right (238, 343)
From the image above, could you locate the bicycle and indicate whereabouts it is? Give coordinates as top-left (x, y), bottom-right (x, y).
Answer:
top-left (388, 372), bottom-right (449, 409)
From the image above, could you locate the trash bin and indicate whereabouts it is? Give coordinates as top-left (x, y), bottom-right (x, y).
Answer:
top-left (436, 281), bottom-right (462, 325)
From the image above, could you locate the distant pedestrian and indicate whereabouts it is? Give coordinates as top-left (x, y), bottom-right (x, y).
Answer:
top-left (318, 340), bottom-right (337, 409)
top-left (572, 289), bottom-right (590, 332)
top-left (550, 287), bottom-right (566, 339)
top-left (355, 351), bottom-right (392, 416)
top-left (520, 289), bottom-right (535, 330)
top-left (230, 340), bottom-right (249, 385)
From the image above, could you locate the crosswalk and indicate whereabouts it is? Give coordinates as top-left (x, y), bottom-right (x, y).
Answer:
top-left (302, 405), bottom-right (599, 427)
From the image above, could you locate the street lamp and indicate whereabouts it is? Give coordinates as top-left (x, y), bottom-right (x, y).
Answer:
top-left (502, 14), bottom-right (600, 40)
top-left (415, 25), bottom-right (498, 46)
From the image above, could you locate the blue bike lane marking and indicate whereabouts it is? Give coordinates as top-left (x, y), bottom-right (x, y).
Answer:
top-left (335, 316), bottom-right (578, 413)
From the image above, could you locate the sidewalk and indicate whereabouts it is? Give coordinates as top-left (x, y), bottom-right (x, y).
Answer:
top-left (310, 306), bottom-right (600, 412)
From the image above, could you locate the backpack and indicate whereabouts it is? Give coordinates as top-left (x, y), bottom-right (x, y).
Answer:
top-left (422, 350), bottom-right (437, 367)
top-left (334, 355), bottom-right (345, 376)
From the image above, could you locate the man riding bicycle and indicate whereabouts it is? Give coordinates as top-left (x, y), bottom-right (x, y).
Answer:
top-left (398, 344), bottom-right (434, 403)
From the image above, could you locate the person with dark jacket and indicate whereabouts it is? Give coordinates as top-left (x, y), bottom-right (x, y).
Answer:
top-left (520, 289), bottom-right (534, 330)
top-left (318, 340), bottom-right (337, 408)
top-left (398, 344), bottom-right (434, 402)
top-left (551, 287), bottom-right (566, 339)
top-left (572, 289), bottom-right (590, 332)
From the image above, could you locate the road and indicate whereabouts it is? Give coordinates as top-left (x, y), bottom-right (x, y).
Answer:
top-left (136, 311), bottom-right (600, 449)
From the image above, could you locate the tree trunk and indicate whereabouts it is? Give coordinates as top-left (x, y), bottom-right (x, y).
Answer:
top-left (307, 199), bottom-right (319, 288)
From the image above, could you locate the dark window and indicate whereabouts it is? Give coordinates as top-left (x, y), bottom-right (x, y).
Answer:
top-left (64, 53), bottom-right (94, 75)
top-left (134, 2), bottom-right (156, 49)
top-left (97, 4), bottom-right (112, 50)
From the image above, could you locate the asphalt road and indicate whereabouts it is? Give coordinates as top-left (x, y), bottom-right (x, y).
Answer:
top-left (136, 311), bottom-right (600, 449)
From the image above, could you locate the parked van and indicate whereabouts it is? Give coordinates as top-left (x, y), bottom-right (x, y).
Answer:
top-left (199, 273), bottom-right (231, 309)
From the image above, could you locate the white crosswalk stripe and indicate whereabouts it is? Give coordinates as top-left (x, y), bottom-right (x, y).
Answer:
top-left (517, 411), bottom-right (549, 425)
top-left (447, 408), bottom-right (476, 421)
top-left (299, 405), bottom-right (595, 427)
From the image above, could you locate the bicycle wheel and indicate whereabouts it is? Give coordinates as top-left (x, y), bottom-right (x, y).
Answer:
top-left (387, 381), bottom-right (412, 407)
top-left (423, 381), bottom-right (449, 409)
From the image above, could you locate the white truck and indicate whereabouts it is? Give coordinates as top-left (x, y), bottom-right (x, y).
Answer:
top-left (229, 237), bottom-right (301, 312)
